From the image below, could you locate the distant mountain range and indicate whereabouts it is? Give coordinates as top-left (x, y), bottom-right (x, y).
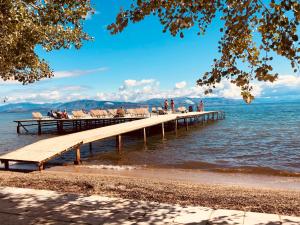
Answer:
top-left (0, 97), bottom-right (289, 113)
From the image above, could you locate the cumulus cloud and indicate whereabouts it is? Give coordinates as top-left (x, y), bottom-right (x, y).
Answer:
top-left (119, 79), bottom-right (157, 91)
top-left (175, 81), bottom-right (187, 89)
top-left (4, 85), bottom-right (90, 104)
top-left (3, 74), bottom-right (300, 104)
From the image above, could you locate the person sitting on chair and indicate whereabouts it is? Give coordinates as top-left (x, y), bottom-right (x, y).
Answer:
top-left (116, 107), bottom-right (125, 117)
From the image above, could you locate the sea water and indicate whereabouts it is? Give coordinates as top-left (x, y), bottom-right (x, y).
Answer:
top-left (0, 101), bottom-right (299, 175)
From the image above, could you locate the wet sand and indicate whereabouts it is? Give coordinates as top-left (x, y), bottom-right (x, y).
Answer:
top-left (49, 165), bottom-right (300, 191)
top-left (0, 166), bottom-right (299, 216)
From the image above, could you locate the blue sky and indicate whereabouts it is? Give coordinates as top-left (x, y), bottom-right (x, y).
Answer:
top-left (0, 0), bottom-right (299, 103)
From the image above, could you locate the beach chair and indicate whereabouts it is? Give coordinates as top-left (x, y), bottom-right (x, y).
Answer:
top-left (126, 109), bottom-right (135, 117)
top-left (72, 110), bottom-right (88, 118)
top-left (156, 107), bottom-right (166, 115)
top-left (99, 110), bottom-right (108, 118)
top-left (141, 108), bottom-right (150, 117)
top-left (32, 112), bottom-right (43, 120)
top-left (152, 107), bottom-right (157, 114)
top-left (107, 109), bottom-right (117, 117)
top-left (177, 106), bottom-right (187, 113)
top-left (90, 109), bottom-right (98, 118)
top-left (72, 110), bottom-right (79, 118)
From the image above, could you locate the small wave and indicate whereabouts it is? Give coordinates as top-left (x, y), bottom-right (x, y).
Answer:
top-left (80, 164), bottom-right (140, 171)
top-left (159, 161), bottom-right (300, 177)
top-left (212, 166), bottom-right (300, 177)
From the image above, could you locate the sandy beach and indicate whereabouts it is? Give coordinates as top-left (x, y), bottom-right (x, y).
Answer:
top-left (0, 166), bottom-right (299, 217)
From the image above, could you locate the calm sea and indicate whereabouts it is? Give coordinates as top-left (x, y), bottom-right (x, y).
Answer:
top-left (1, 102), bottom-right (300, 175)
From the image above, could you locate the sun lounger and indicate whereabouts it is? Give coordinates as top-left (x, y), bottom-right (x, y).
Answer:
top-left (134, 108), bottom-right (150, 117)
top-left (90, 109), bottom-right (98, 118)
top-left (126, 109), bottom-right (136, 117)
top-left (99, 110), bottom-right (108, 118)
top-left (177, 106), bottom-right (187, 113)
top-left (72, 110), bottom-right (89, 118)
top-left (32, 112), bottom-right (44, 120)
top-left (152, 107), bottom-right (157, 113)
top-left (107, 109), bottom-right (117, 117)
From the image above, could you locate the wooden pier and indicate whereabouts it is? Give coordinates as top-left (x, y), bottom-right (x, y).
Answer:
top-left (14, 117), bottom-right (145, 135)
top-left (0, 111), bottom-right (225, 170)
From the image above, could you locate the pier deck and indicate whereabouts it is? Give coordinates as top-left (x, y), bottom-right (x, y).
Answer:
top-left (14, 116), bottom-right (145, 135)
top-left (0, 111), bottom-right (224, 170)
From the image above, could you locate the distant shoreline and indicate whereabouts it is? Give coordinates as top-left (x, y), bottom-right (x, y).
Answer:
top-left (0, 167), bottom-right (299, 216)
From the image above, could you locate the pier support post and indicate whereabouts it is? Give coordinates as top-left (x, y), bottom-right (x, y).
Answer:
top-left (17, 122), bottom-right (20, 134)
top-left (175, 120), bottom-right (178, 134)
top-left (185, 118), bottom-right (189, 131)
top-left (2, 160), bottom-right (9, 170)
top-left (116, 135), bottom-right (122, 152)
top-left (161, 123), bottom-right (165, 139)
top-left (38, 163), bottom-right (44, 171)
top-left (74, 146), bottom-right (81, 165)
top-left (89, 143), bottom-right (93, 153)
top-left (143, 128), bottom-right (147, 143)
top-left (38, 121), bottom-right (42, 135)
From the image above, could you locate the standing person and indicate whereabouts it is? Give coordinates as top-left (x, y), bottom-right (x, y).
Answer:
top-left (199, 100), bottom-right (204, 112)
top-left (170, 99), bottom-right (175, 112)
top-left (164, 99), bottom-right (169, 111)
top-left (62, 109), bottom-right (69, 119)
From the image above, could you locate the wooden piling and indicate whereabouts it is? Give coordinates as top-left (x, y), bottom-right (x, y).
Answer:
top-left (17, 122), bottom-right (20, 134)
top-left (143, 128), bottom-right (147, 143)
top-left (116, 135), bottom-right (122, 152)
top-left (89, 143), bottom-right (93, 152)
top-left (74, 146), bottom-right (81, 165)
top-left (185, 118), bottom-right (189, 131)
top-left (38, 121), bottom-right (42, 135)
top-left (175, 120), bottom-right (178, 134)
top-left (38, 163), bottom-right (44, 171)
top-left (161, 122), bottom-right (165, 138)
top-left (3, 160), bottom-right (9, 170)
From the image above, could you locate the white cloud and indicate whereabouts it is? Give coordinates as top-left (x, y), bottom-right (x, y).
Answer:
top-left (3, 74), bottom-right (300, 104)
top-left (53, 67), bottom-right (108, 79)
top-left (175, 81), bottom-right (187, 89)
top-left (119, 79), bottom-right (157, 91)
top-left (0, 67), bottom-right (108, 86)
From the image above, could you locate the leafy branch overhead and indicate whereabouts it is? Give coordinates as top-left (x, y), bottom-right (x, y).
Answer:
top-left (0, 0), bottom-right (92, 84)
top-left (108, 0), bottom-right (300, 103)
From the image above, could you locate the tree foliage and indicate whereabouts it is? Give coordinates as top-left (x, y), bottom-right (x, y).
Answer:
top-left (108, 0), bottom-right (300, 102)
top-left (0, 0), bottom-right (92, 84)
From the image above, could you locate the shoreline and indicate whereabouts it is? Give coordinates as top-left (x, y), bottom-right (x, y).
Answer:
top-left (49, 165), bottom-right (300, 191)
top-left (0, 166), bottom-right (299, 216)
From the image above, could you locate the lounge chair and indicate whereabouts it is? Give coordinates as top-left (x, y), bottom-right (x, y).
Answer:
top-left (133, 108), bottom-right (150, 117)
top-left (152, 107), bottom-right (157, 114)
top-left (107, 109), bottom-right (117, 117)
top-left (90, 109), bottom-right (98, 118)
top-left (177, 106), bottom-right (187, 113)
top-left (72, 110), bottom-right (89, 119)
top-left (126, 109), bottom-right (136, 117)
top-left (99, 110), bottom-right (108, 118)
top-left (32, 112), bottom-right (44, 120)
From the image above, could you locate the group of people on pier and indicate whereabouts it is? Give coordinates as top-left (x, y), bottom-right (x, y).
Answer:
top-left (163, 99), bottom-right (204, 112)
top-left (47, 109), bottom-right (69, 119)
top-left (44, 99), bottom-right (205, 120)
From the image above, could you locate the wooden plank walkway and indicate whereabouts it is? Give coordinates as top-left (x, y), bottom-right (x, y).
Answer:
top-left (14, 117), bottom-right (145, 135)
top-left (0, 111), bottom-right (224, 170)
